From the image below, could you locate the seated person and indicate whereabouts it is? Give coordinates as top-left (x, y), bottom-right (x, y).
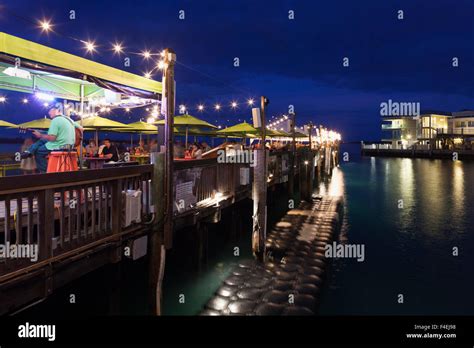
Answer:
top-left (99, 139), bottom-right (119, 162)
top-left (85, 139), bottom-right (98, 156)
top-left (191, 143), bottom-right (202, 159)
top-left (22, 105), bottom-right (82, 173)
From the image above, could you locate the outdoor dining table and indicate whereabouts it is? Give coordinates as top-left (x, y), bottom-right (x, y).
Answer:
top-left (130, 154), bottom-right (150, 165)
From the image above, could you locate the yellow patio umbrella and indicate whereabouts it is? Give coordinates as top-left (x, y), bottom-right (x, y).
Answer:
top-left (112, 120), bottom-right (158, 148)
top-left (81, 115), bottom-right (128, 145)
top-left (17, 117), bottom-right (51, 130)
top-left (216, 121), bottom-right (258, 137)
top-left (0, 120), bottom-right (17, 128)
top-left (155, 114), bottom-right (217, 148)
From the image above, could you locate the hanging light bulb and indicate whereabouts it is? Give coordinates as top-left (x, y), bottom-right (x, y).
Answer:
top-left (157, 60), bottom-right (166, 70)
top-left (84, 40), bottom-right (96, 53)
top-left (112, 42), bottom-right (123, 54)
top-left (39, 20), bottom-right (52, 32)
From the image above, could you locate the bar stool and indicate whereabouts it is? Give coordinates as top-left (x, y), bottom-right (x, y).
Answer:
top-left (47, 151), bottom-right (78, 173)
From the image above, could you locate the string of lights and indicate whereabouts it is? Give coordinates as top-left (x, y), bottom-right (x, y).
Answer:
top-left (0, 5), bottom-right (337, 135)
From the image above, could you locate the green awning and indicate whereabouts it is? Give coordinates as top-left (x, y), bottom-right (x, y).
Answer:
top-left (0, 61), bottom-right (105, 101)
top-left (0, 32), bottom-right (162, 97)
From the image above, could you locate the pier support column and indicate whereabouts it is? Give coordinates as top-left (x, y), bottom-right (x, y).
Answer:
top-left (288, 112), bottom-right (296, 199)
top-left (149, 48), bottom-right (176, 316)
top-left (252, 148), bottom-right (268, 262)
top-left (299, 150), bottom-right (314, 201)
top-left (252, 96), bottom-right (270, 262)
top-left (149, 152), bottom-right (166, 315)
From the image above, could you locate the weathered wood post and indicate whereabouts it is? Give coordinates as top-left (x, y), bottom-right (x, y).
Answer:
top-left (288, 112), bottom-right (296, 198)
top-left (252, 96), bottom-right (269, 262)
top-left (149, 48), bottom-right (176, 315)
top-left (299, 149), bottom-right (312, 201)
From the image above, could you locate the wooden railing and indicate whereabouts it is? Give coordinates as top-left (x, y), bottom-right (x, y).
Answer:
top-left (173, 158), bottom-right (251, 214)
top-left (0, 165), bottom-right (153, 279)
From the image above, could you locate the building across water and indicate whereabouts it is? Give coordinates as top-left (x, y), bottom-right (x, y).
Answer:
top-left (363, 110), bottom-right (474, 158)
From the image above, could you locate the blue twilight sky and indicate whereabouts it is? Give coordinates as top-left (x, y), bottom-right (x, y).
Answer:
top-left (0, 0), bottom-right (473, 141)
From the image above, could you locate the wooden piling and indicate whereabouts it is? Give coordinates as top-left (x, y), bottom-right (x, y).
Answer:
top-left (252, 96), bottom-right (269, 262)
top-left (149, 152), bottom-right (166, 315)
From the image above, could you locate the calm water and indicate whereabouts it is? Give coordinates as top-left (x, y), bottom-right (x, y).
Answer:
top-left (17, 144), bottom-right (474, 316)
top-left (319, 144), bottom-right (474, 315)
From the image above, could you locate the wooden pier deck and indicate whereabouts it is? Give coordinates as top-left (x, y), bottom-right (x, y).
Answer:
top-left (201, 194), bottom-right (343, 316)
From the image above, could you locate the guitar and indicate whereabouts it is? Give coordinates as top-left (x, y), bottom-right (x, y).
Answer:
top-left (18, 121), bottom-right (83, 148)
top-left (18, 127), bottom-right (46, 135)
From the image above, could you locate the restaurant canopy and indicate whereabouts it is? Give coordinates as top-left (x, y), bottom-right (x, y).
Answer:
top-left (0, 32), bottom-right (162, 100)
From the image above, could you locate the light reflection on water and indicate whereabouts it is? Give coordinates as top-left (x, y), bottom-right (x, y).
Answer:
top-left (319, 144), bottom-right (474, 315)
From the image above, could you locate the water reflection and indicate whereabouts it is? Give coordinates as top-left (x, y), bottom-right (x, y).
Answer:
top-left (397, 158), bottom-right (415, 232)
top-left (452, 161), bottom-right (465, 226)
top-left (321, 145), bottom-right (474, 315)
top-left (318, 166), bottom-right (346, 197)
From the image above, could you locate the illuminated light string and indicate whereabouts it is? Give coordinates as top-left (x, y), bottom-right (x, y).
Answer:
top-left (6, 7), bottom-right (258, 97)
top-left (0, 94), bottom-right (263, 129)
top-left (1, 8), bottom-right (169, 79)
top-left (0, 94), bottom-right (339, 136)
top-left (1, 5), bottom-right (262, 117)
top-left (0, 7), bottom-right (330, 131)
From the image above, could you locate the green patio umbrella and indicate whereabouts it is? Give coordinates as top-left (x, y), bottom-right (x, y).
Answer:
top-left (0, 120), bottom-right (17, 128)
top-left (119, 121), bottom-right (158, 147)
top-left (81, 115), bottom-right (128, 145)
top-left (216, 121), bottom-right (258, 137)
top-left (216, 121), bottom-right (258, 145)
top-left (17, 117), bottom-right (51, 130)
top-left (155, 114), bottom-right (217, 148)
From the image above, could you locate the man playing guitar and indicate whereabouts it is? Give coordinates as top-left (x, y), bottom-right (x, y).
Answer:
top-left (21, 104), bottom-right (83, 173)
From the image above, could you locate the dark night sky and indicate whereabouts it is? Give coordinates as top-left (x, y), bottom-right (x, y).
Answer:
top-left (1, 0), bottom-right (473, 141)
